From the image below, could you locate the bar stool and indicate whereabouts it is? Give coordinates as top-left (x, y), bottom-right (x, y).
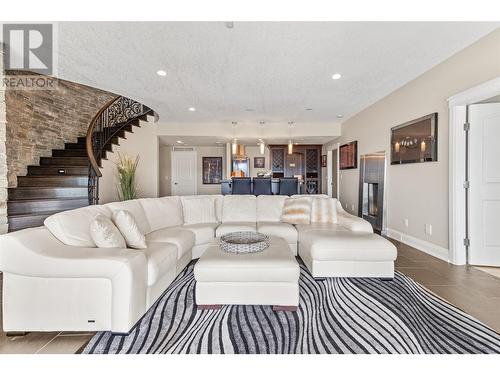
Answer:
top-left (253, 178), bottom-right (272, 196)
top-left (279, 177), bottom-right (298, 196)
top-left (231, 177), bottom-right (252, 195)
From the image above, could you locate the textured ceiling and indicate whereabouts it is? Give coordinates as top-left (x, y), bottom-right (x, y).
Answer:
top-left (57, 22), bottom-right (498, 131)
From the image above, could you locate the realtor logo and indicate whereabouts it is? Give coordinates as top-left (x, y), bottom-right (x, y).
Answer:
top-left (2, 23), bottom-right (54, 75)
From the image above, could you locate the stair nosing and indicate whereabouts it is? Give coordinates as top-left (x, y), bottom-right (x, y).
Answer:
top-left (8, 197), bottom-right (88, 203)
top-left (18, 175), bottom-right (88, 178)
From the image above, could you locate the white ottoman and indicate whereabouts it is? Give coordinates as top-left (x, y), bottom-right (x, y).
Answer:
top-left (194, 236), bottom-right (300, 311)
top-left (299, 231), bottom-right (397, 278)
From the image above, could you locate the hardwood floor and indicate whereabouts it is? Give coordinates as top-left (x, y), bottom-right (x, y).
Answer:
top-left (0, 238), bottom-right (499, 354)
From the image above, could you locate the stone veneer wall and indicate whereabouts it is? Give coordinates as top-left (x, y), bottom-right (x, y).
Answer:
top-left (5, 71), bottom-right (116, 187)
top-left (0, 48), bottom-right (7, 233)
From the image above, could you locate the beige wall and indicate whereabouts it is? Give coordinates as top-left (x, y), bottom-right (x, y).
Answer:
top-left (159, 145), bottom-right (227, 196)
top-left (159, 145), bottom-right (172, 196)
top-left (326, 28), bottom-right (500, 252)
top-left (99, 120), bottom-right (159, 204)
top-left (245, 145), bottom-right (270, 177)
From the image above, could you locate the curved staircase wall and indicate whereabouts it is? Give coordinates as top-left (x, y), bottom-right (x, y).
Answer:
top-left (4, 70), bottom-right (116, 188)
top-left (98, 117), bottom-right (159, 204)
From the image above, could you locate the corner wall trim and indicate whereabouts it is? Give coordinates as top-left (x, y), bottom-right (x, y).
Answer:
top-left (386, 228), bottom-right (449, 263)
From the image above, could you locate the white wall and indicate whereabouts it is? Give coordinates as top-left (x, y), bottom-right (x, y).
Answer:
top-left (159, 145), bottom-right (227, 196)
top-left (325, 28), bottom-right (500, 255)
top-left (99, 120), bottom-right (159, 204)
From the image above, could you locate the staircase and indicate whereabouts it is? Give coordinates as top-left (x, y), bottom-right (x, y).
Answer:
top-left (7, 96), bottom-right (156, 232)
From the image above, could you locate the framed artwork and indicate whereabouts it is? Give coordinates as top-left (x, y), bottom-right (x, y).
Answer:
top-left (339, 141), bottom-right (358, 170)
top-left (391, 113), bottom-right (438, 165)
top-left (254, 157), bottom-right (265, 168)
top-left (321, 154), bottom-right (327, 168)
top-left (202, 157), bottom-right (223, 184)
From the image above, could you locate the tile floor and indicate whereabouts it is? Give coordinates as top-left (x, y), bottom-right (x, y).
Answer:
top-left (1, 238), bottom-right (499, 354)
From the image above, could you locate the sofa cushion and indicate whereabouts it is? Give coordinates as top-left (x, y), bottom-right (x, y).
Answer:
top-left (311, 197), bottom-right (338, 224)
top-left (181, 196), bottom-right (217, 225)
top-left (301, 231), bottom-right (397, 262)
top-left (139, 197), bottom-right (183, 231)
top-left (146, 227), bottom-right (195, 259)
top-left (221, 195), bottom-right (257, 223)
top-left (90, 214), bottom-right (126, 248)
top-left (280, 196), bottom-right (312, 225)
top-left (215, 222), bottom-right (257, 237)
top-left (295, 222), bottom-right (347, 244)
top-left (257, 222), bottom-right (297, 245)
top-left (192, 195), bottom-right (223, 222)
top-left (44, 205), bottom-right (112, 247)
top-left (112, 210), bottom-right (147, 249)
top-left (256, 195), bottom-right (287, 222)
top-left (106, 200), bottom-right (151, 235)
top-left (183, 223), bottom-right (218, 245)
top-left (144, 241), bottom-right (178, 286)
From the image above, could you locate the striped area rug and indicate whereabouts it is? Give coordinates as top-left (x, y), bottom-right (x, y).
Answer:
top-left (83, 261), bottom-right (500, 354)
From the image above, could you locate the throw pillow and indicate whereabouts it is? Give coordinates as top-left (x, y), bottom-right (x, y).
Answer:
top-left (112, 209), bottom-right (147, 249)
top-left (90, 214), bottom-right (126, 248)
top-left (311, 197), bottom-right (338, 223)
top-left (180, 196), bottom-right (217, 225)
top-left (280, 197), bottom-right (312, 225)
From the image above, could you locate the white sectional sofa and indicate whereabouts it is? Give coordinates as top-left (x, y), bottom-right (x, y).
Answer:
top-left (0, 194), bottom-right (396, 334)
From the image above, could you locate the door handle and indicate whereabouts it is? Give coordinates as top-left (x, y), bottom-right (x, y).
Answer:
top-left (174, 182), bottom-right (178, 185)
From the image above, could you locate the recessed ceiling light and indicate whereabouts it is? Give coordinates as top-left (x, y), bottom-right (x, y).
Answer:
top-left (331, 73), bottom-right (342, 80)
top-left (156, 70), bottom-right (167, 77)
top-left (337, 114), bottom-right (344, 118)
top-left (176, 140), bottom-right (184, 144)
top-left (215, 141), bottom-right (224, 144)
top-left (188, 107), bottom-right (196, 112)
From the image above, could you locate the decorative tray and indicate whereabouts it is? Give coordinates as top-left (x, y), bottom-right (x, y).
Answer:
top-left (220, 231), bottom-right (270, 254)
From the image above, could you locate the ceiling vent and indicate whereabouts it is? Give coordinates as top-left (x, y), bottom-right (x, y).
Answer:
top-left (172, 146), bottom-right (195, 152)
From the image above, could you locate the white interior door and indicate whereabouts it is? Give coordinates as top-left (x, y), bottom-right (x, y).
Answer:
top-left (469, 103), bottom-right (500, 266)
top-left (171, 150), bottom-right (197, 196)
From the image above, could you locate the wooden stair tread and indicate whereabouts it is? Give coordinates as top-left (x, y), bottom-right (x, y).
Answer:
top-left (8, 196), bottom-right (87, 203)
top-left (8, 209), bottom-right (68, 218)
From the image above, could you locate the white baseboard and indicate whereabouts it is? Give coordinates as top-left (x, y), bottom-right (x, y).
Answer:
top-left (385, 228), bottom-right (450, 263)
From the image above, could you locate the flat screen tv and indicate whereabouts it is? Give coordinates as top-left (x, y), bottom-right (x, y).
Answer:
top-left (339, 141), bottom-right (358, 170)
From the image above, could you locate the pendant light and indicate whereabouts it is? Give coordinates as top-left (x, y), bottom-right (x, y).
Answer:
top-left (288, 122), bottom-right (294, 154)
top-left (231, 121), bottom-right (238, 154)
top-left (259, 121), bottom-right (265, 155)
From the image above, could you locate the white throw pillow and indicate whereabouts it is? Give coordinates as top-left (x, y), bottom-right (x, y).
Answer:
top-left (106, 200), bottom-right (151, 235)
top-left (44, 205), bottom-right (112, 247)
top-left (181, 196), bottom-right (217, 225)
top-left (112, 209), bottom-right (147, 249)
top-left (90, 214), bottom-right (126, 248)
top-left (311, 197), bottom-right (338, 223)
top-left (280, 197), bottom-right (312, 225)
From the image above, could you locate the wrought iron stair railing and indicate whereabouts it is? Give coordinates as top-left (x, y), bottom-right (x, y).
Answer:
top-left (86, 96), bottom-right (155, 205)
